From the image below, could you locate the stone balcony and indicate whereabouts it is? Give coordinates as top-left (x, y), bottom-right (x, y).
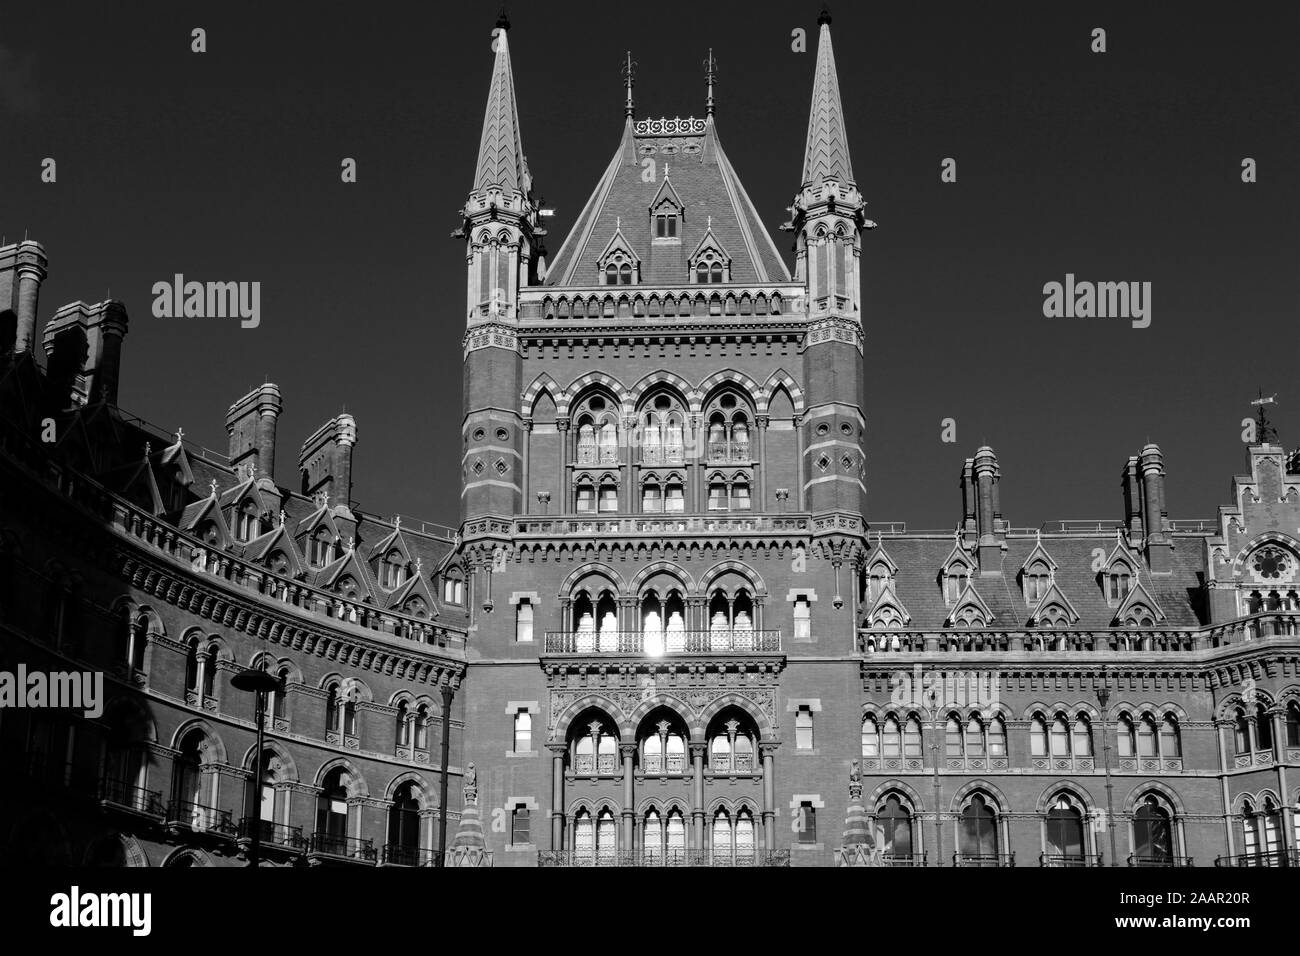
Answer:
top-left (543, 629), bottom-right (781, 656)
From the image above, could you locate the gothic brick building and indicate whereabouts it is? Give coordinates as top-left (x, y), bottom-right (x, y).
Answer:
top-left (0, 12), bottom-right (1298, 869)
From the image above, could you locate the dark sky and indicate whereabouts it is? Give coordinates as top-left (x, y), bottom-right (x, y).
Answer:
top-left (2, 1), bottom-right (1296, 531)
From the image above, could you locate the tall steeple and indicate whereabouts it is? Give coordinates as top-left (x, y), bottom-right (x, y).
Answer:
top-left (801, 8), bottom-right (854, 188)
top-left (472, 11), bottom-right (529, 197)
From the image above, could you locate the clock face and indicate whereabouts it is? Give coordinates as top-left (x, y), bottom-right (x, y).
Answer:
top-left (1252, 547), bottom-right (1288, 580)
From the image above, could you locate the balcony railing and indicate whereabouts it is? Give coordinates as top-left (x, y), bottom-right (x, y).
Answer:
top-left (98, 778), bottom-right (166, 819)
top-left (641, 754), bottom-right (688, 774)
top-left (641, 445), bottom-right (686, 466)
top-left (707, 442), bottom-right (751, 463)
top-left (1039, 852), bottom-right (1104, 867)
top-left (576, 444), bottom-right (620, 465)
top-left (1214, 850), bottom-right (1297, 867)
top-left (516, 515), bottom-right (810, 536)
top-left (708, 496), bottom-right (754, 512)
top-left (308, 832), bottom-right (377, 863)
top-left (165, 799), bottom-right (237, 838)
top-left (954, 852), bottom-right (1016, 867)
top-left (538, 850), bottom-right (789, 867)
top-left (856, 612), bottom-right (1300, 656)
top-left (544, 629), bottom-right (782, 655)
top-left (880, 852), bottom-right (927, 867)
top-left (381, 843), bottom-right (441, 867)
top-left (238, 817), bottom-right (306, 851)
top-left (1128, 853), bottom-right (1194, 867)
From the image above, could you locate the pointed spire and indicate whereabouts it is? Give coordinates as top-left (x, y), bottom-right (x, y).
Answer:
top-left (472, 12), bottom-right (527, 195)
top-left (622, 51), bottom-right (636, 118)
top-left (704, 48), bottom-right (717, 117)
top-left (802, 12), bottom-right (854, 186)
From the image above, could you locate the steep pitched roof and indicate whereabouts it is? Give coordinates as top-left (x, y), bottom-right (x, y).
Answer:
top-left (545, 117), bottom-right (789, 287)
top-left (801, 19), bottom-right (854, 187)
top-left (472, 23), bottom-right (527, 195)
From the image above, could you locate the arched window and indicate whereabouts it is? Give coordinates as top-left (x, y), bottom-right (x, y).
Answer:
top-left (959, 794), bottom-right (999, 861)
top-left (1030, 715), bottom-right (1048, 757)
top-left (876, 794), bottom-right (913, 860)
top-left (325, 683), bottom-right (339, 733)
top-left (382, 551), bottom-right (406, 589)
top-left (1256, 703), bottom-right (1273, 750)
top-left (1233, 707), bottom-right (1251, 754)
top-left (1023, 563), bottom-right (1051, 603)
top-left (515, 599), bottom-right (533, 643)
top-left (1117, 714), bottom-right (1137, 758)
top-left (1132, 795), bottom-right (1174, 864)
top-left (310, 529), bottom-right (333, 568)
top-left (882, 716), bottom-right (902, 759)
top-left (596, 808), bottom-right (617, 864)
top-left (965, 715), bottom-right (986, 757)
top-left (128, 613), bottom-right (150, 671)
top-left (414, 704), bottom-right (430, 751)
top-left (201, 646), bottom-right (217, 699)
top-left (387, 781), bottom-right (422, 866)
top-left (1050, 715), bottom-right (1070, 757)
top-left (1286, 702), bottom-right (1300, 748)
top-left (1242, 797), bottom-right (1281, 863)
top-left (1160, 715), bottom-right (1181, 758)
top-left (1108, 562), bottom-right (1131, 603)
top-left (442, 571), bottom-right (465, 605)
top-left (708, 709), bottom-right (759, 774)
top-left (861, 715), bottom-right (879, 758)
top-left (903, 716), bottom-right (923, 758)
top-left (395, 700), bottom-right (410, 748)
top-left (184, 637), bottom-right (200, 693)
top-left (172, 730), bottom-right (207, 810)
top-left (271, 667), bottom-right (288, 722)
top-left (945, 716), bottom-right (963, 758)
top-left (945, 563), bottom-right (969, 603)
top-left (315, 768), bottom-right (352, 852)
top-left (235, 500), bottom-right (260, 543)
top-left (1137, 714), bottom-right (1158, 757)
top-left (988, 717), bottom-right (1007, 757)
top-left (1044, 794), bottom-right (1086, 863)
top-left (1072, 715), bottom-right (1093, 757)
top-left (572, 718), bottom-right (618, 776)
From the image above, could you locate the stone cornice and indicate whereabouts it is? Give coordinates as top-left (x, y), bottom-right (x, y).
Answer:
top-left (116, 546), bottom-right (466, 690)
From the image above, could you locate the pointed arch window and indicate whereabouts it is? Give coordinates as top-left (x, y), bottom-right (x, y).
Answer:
top-left (882, 716), bottom-right (902, 758)
top-left (1133, 795), bottom-right (1174, 864)
top-left (959, 794), bottom-right (999, 860)
top-left (1023, 562), bottom-right (1051, 603)
top-left (1107, 561), bottom-right (1132, 603)
top-left (876, 794), bottom-right (913, 859)
top-left (1044, 794), bottom-right (1086, 861)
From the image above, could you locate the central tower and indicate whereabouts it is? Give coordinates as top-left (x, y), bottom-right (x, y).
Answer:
top-left (454, 12), bottom-right (871, 865)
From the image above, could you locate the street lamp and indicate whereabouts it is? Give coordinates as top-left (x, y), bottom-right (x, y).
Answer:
top-left (231, 662), bottom-right (280, 868)
top-left (928, 682), bottom-right (943, 867)
top-left (1094, 665), bottom-right (1118, 866)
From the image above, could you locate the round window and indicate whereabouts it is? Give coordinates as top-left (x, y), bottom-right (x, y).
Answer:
top-left (1253, 547), bottom-right (1289, 579)
top-left (472, 428), bottom-right (485, 441)
top-left (816, 423), bottom-right (829, 436)
top-left (496, 428), bottom-right (509, 442)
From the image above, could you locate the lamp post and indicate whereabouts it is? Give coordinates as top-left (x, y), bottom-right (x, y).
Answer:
top-left (231, 662), bottom-right (280, 868)
top-left (928, 682), bottom-right (943, 866)
top-left (1095, 666), bottom-right (1118, 866)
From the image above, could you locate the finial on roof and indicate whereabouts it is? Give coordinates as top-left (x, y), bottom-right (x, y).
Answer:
top-left (209, 479), bottom-right (218, 498)
top-left (1252, 388), bottom-right (1280, 444)
top-left (704, 48), bottom-right (718, 117)
top-left (663, 162), bottom-right (669, 178)
top-left (495, 4), bottom-right (509, 30)
top-left (174, 427), bottom-right (184, 444)
top-left (394, 515), bottom-right (401, 530)
top-left (416, 556), bottom-right (423, 574)
top-left (707, 214), bottom-right (713, 230)
top-left (622, 51), bottom-right (636, 118)
top-left (818, 2), bottom-right (832, 25)
top-left (323, 491), bottom-right (331, 508)
top-left (279, 509), bottom-right (287, 527)
top-left (143, 442), bottom-right (151, 460)
top-left (616, 215), bottom-right (621, 230)
top-left (347, 535), bottom-right (355, 553)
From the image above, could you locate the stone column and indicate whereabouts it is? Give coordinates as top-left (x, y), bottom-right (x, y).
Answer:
top-left (755, 414), bottom-right (769, 506)
top-left (690, 742), bottom-right (706, 850)
top-left (549, 744), bottom-right (566, 851)
top-left (621, 743), bottom-right (637, 854)
top-left (557, 420), bottom-right (570, 514)
top-left (761, 744), bottom-right (777, 851)
top-left (793, 413), bottom-right (804, 511)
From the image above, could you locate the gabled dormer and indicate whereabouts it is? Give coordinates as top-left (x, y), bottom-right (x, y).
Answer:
top-left (649, 175), bottom-right (684, 242)
top-left (244, 520), bottom-right (306, 580)
top-left (946, 581), bottom-right (994, 628)
top-left (940, 537), bottom-right (975, 605)
top-left (1113, 576), bottom-right (1166, 626)
top-left (316, 544), bottom-right (377, 604)
top-left (1027, 580), bottom-right (1079, 628)
top-left (596, 224), bottom-right (640, 286)
top-left (864, 588), bottom-right (911, 630)
top-left (864, 536), bottom-right (898, 603)
top-left (1019, 535), bottom-right (1058, 604)
top-left (219, 472), bottom-right (279, 544)
top-left (180, 486), bottom-right (232, 549)
top-left (367, 521), bottom-right (416, 591)
top-left (387, 562), bottom-right (438, 619)
top-left (1099, 531), bottom-right (1143, 606)
top-left (295, 500), bottom-right (344, 570)
top-left (115, 450), bottom-right (167, 517)
top-left (689, 222), bottom-right (732, 284)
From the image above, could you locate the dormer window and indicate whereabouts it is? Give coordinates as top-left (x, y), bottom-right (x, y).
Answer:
top-left (655, 214), bottom-right (678, 238)
top-left (688, 227), bottom-right (731, 284)
top-left (1107, 561), bottom-right (1132, 603)
top-left (604, 262), bottom-right (633, 285)
top-left (1024, 563), bottom-right (1051, 603)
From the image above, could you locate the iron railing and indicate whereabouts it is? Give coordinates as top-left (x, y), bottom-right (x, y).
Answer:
top-left (538, 849), bottom-right (789, 867)
top-left (98, 778), bottom-right (166, 818)
top-left (165, 799), bottom-right (237, 837)
top-left (1039, 852), bottom-right (1104, 867)
top-left (544, 629), bottom-right (781, 654)
top-left (308, 832), bottom-right (377, 863)
top-left (1128, 853), bottom-right (1194, 867)
top-left (1214, 850), bottom-right (1297, 867)
top-left (238, 817), bottom-right (307, 850)
top-left (954, 852), bottom-right (1016, 867)
top-left (381, 843), bottom-right (441, 867)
